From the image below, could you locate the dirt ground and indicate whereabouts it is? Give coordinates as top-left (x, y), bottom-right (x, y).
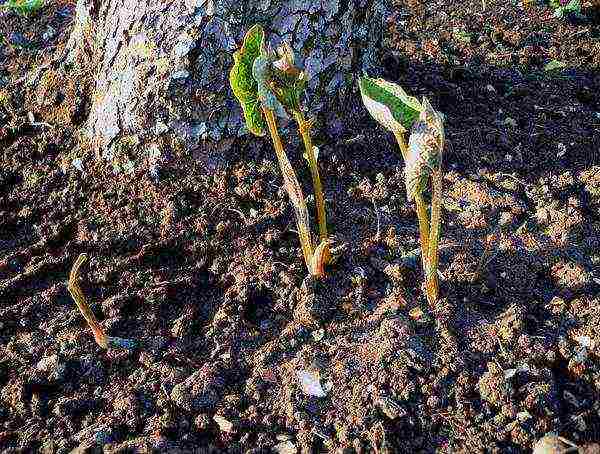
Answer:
top-left (1, 0), bottom-right (600, 453)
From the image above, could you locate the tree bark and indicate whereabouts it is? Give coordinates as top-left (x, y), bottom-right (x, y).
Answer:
top-left (62, 0), bottom-right (387, 170)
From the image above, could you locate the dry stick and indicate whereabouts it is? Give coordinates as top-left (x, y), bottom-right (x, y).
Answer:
top-left (294, 110), bottom-right (330, 264)
top-left (263, 107), bottom-right (317, 276)
top-left (426, 168), bottom-right (443, 306)
top-left (68, 253), bottom-right (136, 350)
top-left (394, 131), bottom-right (431, 279)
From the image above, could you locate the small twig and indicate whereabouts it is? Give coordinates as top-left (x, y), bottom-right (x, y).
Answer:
top-left (470, 226), bottom-right (501, 282)
top-left (226, 207), bottom-right (248, 225)
top-left (27, 112), bottom-right (53, 129)
top-left (263, 106), bottom-right (318, 277)
top-left (498, 172), bottom-right (532, 190)
top-left (371, 196), bottom-right (381, 242)
top-left (68, 253), bottom-right (137, 350)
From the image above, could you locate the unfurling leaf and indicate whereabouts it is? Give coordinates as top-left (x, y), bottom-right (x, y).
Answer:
top-left (229, 25), bottom-right (266, 136)
top-left (405, 97), bottom-right (444, 201)
top-left (253, 52), bottom-right (288, 119)
top-left (359, 77), bottom-right (422, 134)
top-left (270, 42), bottom-right (307, 114)
top-left (273, 42), bottom-right (298, 75)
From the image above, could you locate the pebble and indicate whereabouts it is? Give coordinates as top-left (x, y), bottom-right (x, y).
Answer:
top-left (71, 158), bottom-right (84, 172)
top-left (273, 440), bottom-right (297, 454)
top-left (42, 26), bottom-right (56, 42)
top-left (377, 396), bottom-right (406, 419)
top-left (213, 415), bottom-right (234, 433)
top-left (36, 354), bottom-right (67, 383)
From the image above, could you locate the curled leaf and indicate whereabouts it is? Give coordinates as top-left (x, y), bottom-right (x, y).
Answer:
top-left (273, 42), bottom-right (297, 74)
top-left (270, 42), bottom-right (307, 114)
top-left (359, 77), bottom-right (422, 134)
top-left (405, 97), bottom-right (444, 201)
top-left (229, 25), bottom-right (266, 136)
top-left (253, 52), bottom-right (288, 119)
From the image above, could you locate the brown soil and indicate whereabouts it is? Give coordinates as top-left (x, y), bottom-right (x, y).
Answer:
top-left (1, 1), bottom-right (600, 453)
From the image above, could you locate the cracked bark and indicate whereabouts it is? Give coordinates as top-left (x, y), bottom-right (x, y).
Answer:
top-left (64, 0), bottom-right (388, 170)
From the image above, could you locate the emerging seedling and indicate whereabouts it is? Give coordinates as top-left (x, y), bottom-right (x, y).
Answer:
top-left (549, 0), bottom-right (583, 19)
top-left (230, 25), bottom-right (329, 277)
top-left (360, 77), bottom-right (445, 307)
top-left (68, 253), bottom-right (136, 350)
top-left (0, 0), bottom-right (44, 16)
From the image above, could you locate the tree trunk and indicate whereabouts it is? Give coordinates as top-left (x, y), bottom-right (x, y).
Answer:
top-left (61, 0), bottom-right (387, 170)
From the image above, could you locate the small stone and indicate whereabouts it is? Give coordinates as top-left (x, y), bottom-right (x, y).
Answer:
top-left (39, 439), bottom-right (56, 454)
top-left (274, 440), bottom-right (297, 454)
top-left (532, 434), bottom-right (569, 454)
top-left (478, 362), bottom-right (512, 406)
top-left (499, 211), bottom-right (512, 226)
top-left (154, 122), bottom-right (169, 135)
top-left (377, 396), bottom-right (406, 419)
top-left (171, 69), bottom-right (190, 80)
top-left (311, 328), bottom-right (325, 342)
top-left (171, 313), bottom-right (192, 338)
top-left (42, 26), bottom-right (57, 42)
top-left (36, 354), bottom-right (67, 383)
top-left (194, 413), bottom-right (210, 430)
top-left (173, 34), bottom-right (196, 57)
top-left (72, 158), bottom-right (84, 172)
top-left (297, 370), bottom-right (327, 397)
top-left (213, 415), bottom-right (234, 433)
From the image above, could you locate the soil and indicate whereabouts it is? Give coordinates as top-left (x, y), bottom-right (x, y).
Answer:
top-left (1, 0), bottom-right (600, 453)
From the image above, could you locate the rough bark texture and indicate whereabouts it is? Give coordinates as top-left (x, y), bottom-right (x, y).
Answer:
top-left (64, 0), bottom-right (387, 170)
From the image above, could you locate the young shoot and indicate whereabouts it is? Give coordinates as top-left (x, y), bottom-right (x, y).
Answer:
top-left (229, 25), bottom-right (329, 277)
top-left (0, 0), bottom-right (44, 16)
top-left (549, 0), bottom-right (583, 19)
top-left (68, 253), bottom-right (137, 350)
top-left (359, 77), bottom-right (445, 307)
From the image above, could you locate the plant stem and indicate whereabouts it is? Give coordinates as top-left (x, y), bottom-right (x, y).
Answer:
top-left (426, 168), bottom-right (443, 306)
top-left (414, 193), bottom-right (431, 278)
top-left (263, 107), bottom-right (316, 275)
top-left (294, 111), bottom-right (329, 262)
top-left (68, 254), bottom-right (107, 348)
top-left (395, 130), bottom-right (431, 282)
top-left (68, 253), bottom-right (137, 350)
top-left (393, 130), bottom-right (409, 160)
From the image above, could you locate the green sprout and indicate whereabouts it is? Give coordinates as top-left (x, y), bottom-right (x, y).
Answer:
top-left (360, 77), bottom-right (445, 307)
top-left (229, 25), bottom-right (329, 277)
top-left (549, 0), bottom-right (583, 19)
top-left (0, 0), bottom-right (44, 16)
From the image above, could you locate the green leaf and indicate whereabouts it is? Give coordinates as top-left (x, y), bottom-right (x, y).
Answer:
top-left (1, 0), bottom-right (44, 15)
top-left (359, 77), bottom-right (422, 134)
top-left (229, 25), bottom-right (266, 137)
top-left (544, 60), bottom-right (567, 72)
